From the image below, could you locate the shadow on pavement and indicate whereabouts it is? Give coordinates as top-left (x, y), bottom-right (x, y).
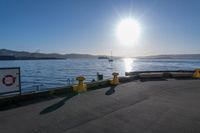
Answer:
top-left (40, 93), bottom-right (77, 115)
top-left (105, 86), bottom-right (116, 96)
top-left (0, 96), bottom-right (60, 111)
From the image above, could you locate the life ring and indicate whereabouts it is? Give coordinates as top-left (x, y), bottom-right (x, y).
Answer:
top-left (2, 75), bottom-right (16, 86)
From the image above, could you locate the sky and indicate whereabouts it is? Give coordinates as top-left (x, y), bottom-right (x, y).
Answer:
top-left (0, 0), bottom-right (200, 57)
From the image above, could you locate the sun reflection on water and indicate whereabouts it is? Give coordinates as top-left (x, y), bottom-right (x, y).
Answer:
top-left (123, 58), bottom-right (135, 72)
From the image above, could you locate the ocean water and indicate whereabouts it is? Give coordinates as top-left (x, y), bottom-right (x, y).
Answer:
top-left (0, 58), bottom-right (200, 92)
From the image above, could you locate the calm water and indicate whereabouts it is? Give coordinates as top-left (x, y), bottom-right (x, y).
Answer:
top-left (0, 58), bottom-right (200, 92)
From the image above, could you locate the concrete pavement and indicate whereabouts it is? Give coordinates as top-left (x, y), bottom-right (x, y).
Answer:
top-left (1, 79), bottom-right (200, 133)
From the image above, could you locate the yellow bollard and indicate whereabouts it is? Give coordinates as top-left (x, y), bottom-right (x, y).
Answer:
top-left (73, 76), bottom-right (87, 93)
top-left (193, 69), bottom-right (200, 78)
top-left (110, 72), bottom-right (120, 85)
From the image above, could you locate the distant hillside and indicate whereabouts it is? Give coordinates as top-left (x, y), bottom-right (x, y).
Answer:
top-left (0, 49), bottom-right (98, 60)
top-left (138, 54), bottom-right (200, 59)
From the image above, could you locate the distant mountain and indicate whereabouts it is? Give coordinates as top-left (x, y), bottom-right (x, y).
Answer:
top-left (0, 49), bottom-right (98, 60)
top-left (2, 49), bottom-right (199, 60)
top-left (138, 54), bottom-right (200, 59)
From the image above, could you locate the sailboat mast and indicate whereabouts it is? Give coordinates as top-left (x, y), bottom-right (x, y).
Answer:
top-left (108, 51), bottom-right (114, 62)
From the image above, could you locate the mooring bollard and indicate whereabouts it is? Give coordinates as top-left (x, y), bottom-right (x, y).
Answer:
top-left (73, 76), bottom-right (87, 93)
top-left (110, 72), bottom-right (120, 85)
top-left (193, 69), bottom-right (200, 78)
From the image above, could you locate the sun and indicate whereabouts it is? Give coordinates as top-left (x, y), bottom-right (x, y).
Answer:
top-left (116, 18), bottom-right (141, 45)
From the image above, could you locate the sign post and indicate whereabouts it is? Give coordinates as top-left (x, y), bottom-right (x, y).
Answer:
top-left (0, 67), bottom-right (21, 96)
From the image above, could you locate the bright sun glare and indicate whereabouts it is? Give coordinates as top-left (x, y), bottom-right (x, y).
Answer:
top-left (116, 18), bottom-right (141, 45)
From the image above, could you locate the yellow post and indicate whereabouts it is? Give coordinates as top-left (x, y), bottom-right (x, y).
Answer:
top-left (73, 76), bottom-right (87, 93)
top-left (110, 72), bottom-right (120, 85)
top-left (193, 69), bottom-right (200, 78)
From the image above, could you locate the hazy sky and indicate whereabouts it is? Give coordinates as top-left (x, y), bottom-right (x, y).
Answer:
top-left (0, 0), bottom-right (200, 57)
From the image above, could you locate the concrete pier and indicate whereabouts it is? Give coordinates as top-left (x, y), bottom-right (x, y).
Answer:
top-left (1, 79), bottom-right (200, 133)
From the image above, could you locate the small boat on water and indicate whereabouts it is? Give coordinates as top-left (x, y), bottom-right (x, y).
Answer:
top-left (108, 51), bottom-right (113, 62)
top-left (108, 59), bottom-right (113, 62)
